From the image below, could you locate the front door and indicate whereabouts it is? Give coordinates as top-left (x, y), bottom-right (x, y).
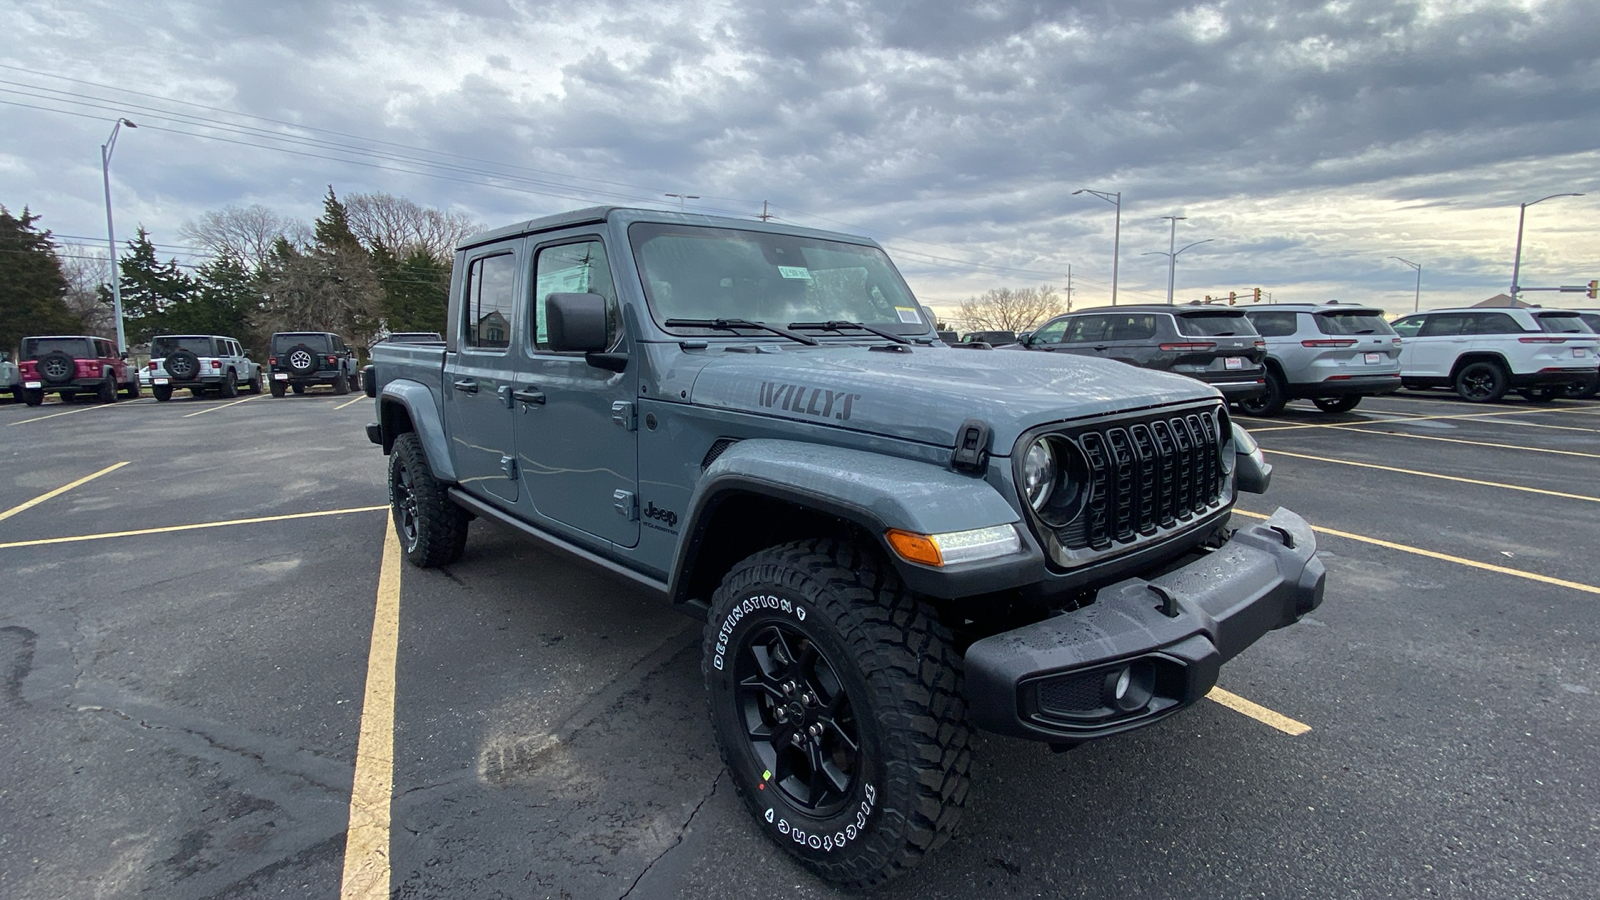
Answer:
top-left (513, 237), bottom-right (639, 548)
top-left (1405, 313), bottom-right (1471, 377)
top-left (443, 248), bottom-right (522, 505)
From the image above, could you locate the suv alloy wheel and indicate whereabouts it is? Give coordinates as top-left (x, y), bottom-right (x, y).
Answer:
top-left (1236, 369), bottom-right (1287, 416)
top-left (1454, 360), bottom-right (1509, 402)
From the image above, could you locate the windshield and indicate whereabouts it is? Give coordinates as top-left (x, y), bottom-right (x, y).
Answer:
top-left (1535, 313), bottom-right (1591, 334)
top-left (22, 337), bottom-right (92, 359)
top-left (151, 336), bottom-right (215, 357)
top-left (272, 334), bottom-right (332, 353)
top-left (1316, 311), bottom-right (1396, 336)
top-left (628, 223), bottom-right (929, 335)
top-left (1175, 313), bottom-right (1254, 337)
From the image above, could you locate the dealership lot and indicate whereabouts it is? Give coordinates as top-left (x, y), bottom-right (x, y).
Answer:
top-left (1, 389), bottom-right (1597, 899)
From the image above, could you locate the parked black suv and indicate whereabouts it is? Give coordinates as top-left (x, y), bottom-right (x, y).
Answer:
top-left (267, 332), bottom-right (359, 397)
top-left (1009, 305), bottom-right (1267, 400)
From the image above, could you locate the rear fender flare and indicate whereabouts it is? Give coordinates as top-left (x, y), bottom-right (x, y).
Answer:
top-left (378, 379), bottom-right (457, 483)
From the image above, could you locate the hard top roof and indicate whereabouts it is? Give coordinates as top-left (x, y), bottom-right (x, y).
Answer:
top-left (459, 206), bottom-right (878, 252)
top-left (1065, 304), bottom-right (1249, 315)
top-left (1398, 307), bottom-right (1579, 316)
top-left (1245, 302), bottom-right (1385, 314)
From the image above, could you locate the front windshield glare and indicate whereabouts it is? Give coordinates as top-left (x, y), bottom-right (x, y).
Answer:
top-left (629, 223), bottom-right (929, 333)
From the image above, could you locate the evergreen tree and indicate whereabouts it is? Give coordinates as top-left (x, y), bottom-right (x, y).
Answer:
top-left (258, 188), bottom-right (381, 344)
top-left (0, 205), bottom-right (80, 352)
top-left (119, 227), bottom-right (195, 345)
top-left (372, 242), bottom-right (451, 335)
top-left (167, 253), bottom-right (257, 348)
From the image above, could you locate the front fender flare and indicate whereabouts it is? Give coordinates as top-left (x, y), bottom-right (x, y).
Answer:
top-left (669, 439), bottom-right (1033, 605)
top-left (378, 379), bottom-right (456, 483)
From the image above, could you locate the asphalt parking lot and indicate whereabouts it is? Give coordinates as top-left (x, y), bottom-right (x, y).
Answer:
top-left (2, 386), bottom-right (1597, 899)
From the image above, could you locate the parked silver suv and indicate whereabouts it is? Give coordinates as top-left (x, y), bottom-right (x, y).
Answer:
top-left (144, 334), bottom-right (263, 401)
top-left (1238, 303), bottom-right (1402, 415)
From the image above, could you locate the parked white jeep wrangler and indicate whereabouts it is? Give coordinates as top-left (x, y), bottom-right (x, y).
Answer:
top-left (144, 334), bottom-right (263, 401)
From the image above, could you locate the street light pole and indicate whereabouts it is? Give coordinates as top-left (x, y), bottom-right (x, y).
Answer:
top-left (664, 193), bottom-right (699, 211)
top-left (1509, 192), bottom-right (1584, 297)
top-left (1161, 216), bottom-right (1184, 304)
top-left (1142, 237), bottom-right (1214, 304)
top-left (1073, 188), bottom-right (1120, 305)
top-left (101, 117), bottom-right (137, 354)
top-left (1388, 256), bottom-right (1422, 312)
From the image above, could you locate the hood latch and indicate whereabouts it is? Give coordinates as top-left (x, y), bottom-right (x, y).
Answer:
top-left (951, 419), bottom-right (992, 474)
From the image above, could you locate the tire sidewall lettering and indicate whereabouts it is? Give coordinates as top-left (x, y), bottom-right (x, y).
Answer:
top-left (712, 593), bottom-right (802, 671)
top-left (766, 781), bottom-right (877, 856)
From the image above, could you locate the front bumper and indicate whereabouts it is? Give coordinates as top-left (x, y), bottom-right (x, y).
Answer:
top-left (964, 507), bottom-right (1323, 745)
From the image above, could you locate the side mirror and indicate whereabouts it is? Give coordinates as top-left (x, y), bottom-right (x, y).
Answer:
top-left (545, 293), bottom-right (610, 352)
top-left (119, 351), bottom-right (130, 360)
top-left (1230, 422), bottom-right (1273, 494)
top-left (243, 351), bottom-right (252, 358)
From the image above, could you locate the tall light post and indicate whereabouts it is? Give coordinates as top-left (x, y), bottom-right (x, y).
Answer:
top-left (664, 193), bottom-right (699, 211)
top-left (1143, 216), bottom-right (1213, 305)
top-left (1510, 192), bottom-right (1584, 297)
top-left (102, 117), bottom-right (137, 354)
top-left (1073, 188), bottom-right (1120, 305)
top-left (1388, 256), bottom-right (1422, 312)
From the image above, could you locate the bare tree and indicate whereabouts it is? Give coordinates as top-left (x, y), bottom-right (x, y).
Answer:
top-left (56, 244), bottom-right (116, 336)
top-left (344, 192), bottom-right (481, 259)
top-left (957, 285), bottom-right (1064, 334)
top-left (179, 204), bottom-right (302, 272)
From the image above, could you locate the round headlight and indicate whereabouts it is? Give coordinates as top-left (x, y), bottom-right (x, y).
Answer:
top-left (1022, 438), bottom-right (1056, 510)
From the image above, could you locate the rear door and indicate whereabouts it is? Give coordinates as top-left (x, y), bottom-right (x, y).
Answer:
top-left (442, 246), bottom-right (523, 505)
top-left (512, 235), bottom-right (640, 548)
top-left (1053, 314), bottom-right (1116, 360)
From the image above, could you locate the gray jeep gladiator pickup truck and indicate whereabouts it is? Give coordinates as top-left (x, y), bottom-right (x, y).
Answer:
top-left (365, 207), bottom-right (1325, 888)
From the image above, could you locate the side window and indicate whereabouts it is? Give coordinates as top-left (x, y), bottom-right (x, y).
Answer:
top-left (464, 253), bottom-right (517, 351)
top-left (1248, 312), bottom-right (1298, 337)
top-left (1111, 315), bottom-right (1158, 341)
top-left (97, 339), bottom-right (113, 358)
top-left (1471, 313), bottom-right (1521, 335)
top-left (1063, 316), bottom-right (1111, 343)
top-left (1418, 314), bottom-right (1465, 337)
top-left (1030, 318), bottom-right (1069, 344)
top-left (1391, 317), bottom-right (1423, 337)
top-left (532, 240), bottom-right (619, 351)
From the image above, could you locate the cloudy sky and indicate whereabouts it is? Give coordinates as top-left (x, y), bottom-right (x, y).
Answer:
top-left (3, 0), bottom-right (1597, 322)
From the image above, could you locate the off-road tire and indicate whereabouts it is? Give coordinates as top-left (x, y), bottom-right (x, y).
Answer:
top-left (269, 379), bottom-right (286, 398)
top-left (1312, 395), bottom-right (1361, 413)
top-left (285, 344), bottom-right (318, 377)
top-left (123, 377), bottom-right (140, 399)
top-left (153, 385), bottom-right (173, 402)
top-left (247, 370), bottom-right (263, 394)
top-left (704, 538), bottom-right (971, 889)
top-left (292, 383), bottom-right (306, 395)
top-left (1454, 360), bottom-right (1509, 403)
top-left (166, 349), bottom-right (201, 383)
top-left (389, 432), bottom-right (470, 568)
top-left (332, 372), bottom-right (351, 395)
top-left (1235, 369), bottom-right (1286, 417)
top-left (97, 373), bottom-right (117, 404)
top-left (220, 371), bottom-right (239, 398)
top-left (37, 351), bottom-right (76, 386)
top-left (23, 388), bottom-right (43, 407)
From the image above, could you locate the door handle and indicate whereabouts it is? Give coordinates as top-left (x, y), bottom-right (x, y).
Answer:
top-left (1093, 345), bottom-right (1109, 351)
top-left (511, 387), bottom-right (546, 406)
top-left (453, 378), bottom-right (478, 393)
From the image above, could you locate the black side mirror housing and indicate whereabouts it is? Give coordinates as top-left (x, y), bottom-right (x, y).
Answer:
top-left (545, 293), bottom-right (611, 353)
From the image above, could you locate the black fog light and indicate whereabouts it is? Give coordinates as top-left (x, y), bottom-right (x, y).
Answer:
top-left (1104, 660), bottom-right (1156, 712)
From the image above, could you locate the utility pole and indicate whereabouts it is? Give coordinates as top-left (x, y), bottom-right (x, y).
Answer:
top-left (664, 193), bottom-right (699, 211)
top-left (756, 200), bottom-right (776, 221)
top-left (1388, 257), bottom-right (1422, 312)
top-left (102, 117), bottom-right (137, 354)
top-left (1065, 264), bottom-right (1073, 311)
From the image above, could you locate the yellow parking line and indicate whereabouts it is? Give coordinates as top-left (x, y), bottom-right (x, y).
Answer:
top-left (334, 396), bottom-right (366, 411)
top-left (1248, 406), bottom-right (1600, 435)
top-left (1234, 509), bottom-right (1600, 597)
top-left (1205, 687), bottom-right (1311, 735)
top-left (1331, 427), bottom-right (1600, 459)
top-left (0, 461), bottom-right (130, 524)
top-left (182, 395), bottom-right (263, 418)
top-left (1263, 449), bottom-right (1600, 504)
top-left (340, 514), bottom-right (401, 899)
top-left (0, 505), bottom-right (387, 550)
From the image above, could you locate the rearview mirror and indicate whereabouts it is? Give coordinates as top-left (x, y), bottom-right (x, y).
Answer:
top-left (545, 293), bottom-right (610, 353)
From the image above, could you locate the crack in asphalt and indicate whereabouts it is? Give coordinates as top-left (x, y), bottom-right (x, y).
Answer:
top-left (618, 768), bottom-right (724, 900)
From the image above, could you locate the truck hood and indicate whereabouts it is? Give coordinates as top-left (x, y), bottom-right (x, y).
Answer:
top-left (684, 344), bottom-right (1218, 453)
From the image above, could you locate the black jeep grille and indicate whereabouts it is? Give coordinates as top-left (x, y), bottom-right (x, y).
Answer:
top-left (1049, 406), bottom-right (1226, 553)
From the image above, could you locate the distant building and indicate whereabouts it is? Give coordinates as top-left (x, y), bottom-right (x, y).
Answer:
top-left (1472, 294), bottom-right (1538, 308)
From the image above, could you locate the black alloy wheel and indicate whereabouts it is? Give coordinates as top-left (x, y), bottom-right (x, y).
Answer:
top-left (1236, 369), bottom-right (1287, 417)
top-left (286, 344), bottom-right (318, 376)
top-left (97, 373), bottom-right (118, 404)
top-left (388, 432), bottom-right (470, 567)
top-left (37, 351), bottom-right (76, 386)
top-left (166, 349), bottom-right (201, 382)
top-left (247, 370), bottom-right (263, 394)
top-left (219, 370), bottom-right (239, 398)
top-left (1312, 395), bottom-right (1362, 413)
top-left (733, 621), bottom-right (862, 818)
top-left (1453, 360), bottom-right (1509, 403)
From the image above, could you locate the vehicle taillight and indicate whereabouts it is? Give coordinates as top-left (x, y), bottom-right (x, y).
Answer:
top-left (148, 362), bottom-right (157, 370)
top-left (1391, 338), bottom-right (1403, 346)
top-left (1301, 339), bottom-right (1358, 348)
top-left (1253, 340), bottom-right (1266, 349)
top-left (212, 359), bottom-right (222, 368)
top-left (328, 355), bottom-right (338, 365)
top-left (269, 356), bottom-right (277, 365)
top-left (1518, 337), bottom-right (1566, 343)
top-left (1159, 342), bottom-right (1217, 351)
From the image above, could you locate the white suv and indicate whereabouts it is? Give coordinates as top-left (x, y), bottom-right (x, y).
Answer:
top-left (144, 334), bottom-right (263, 401)
top-left (1390, 308), bottom-right (1598, 403)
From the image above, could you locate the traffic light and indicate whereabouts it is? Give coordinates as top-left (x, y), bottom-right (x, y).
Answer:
top-left (1253, 287), bottom-right (1262, 302)
top-left (1204, 295), bottom-right (1212, 303)
top-left (1228, 291), bottom-right (1236, 305)
top-left (1589, 279), bottom-right (1598, 299)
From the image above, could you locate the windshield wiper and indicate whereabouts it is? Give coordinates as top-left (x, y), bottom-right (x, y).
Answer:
top-left (787, 320), bottom-right (912, 345)
top-left (663, 318), bottom-right (818, 346)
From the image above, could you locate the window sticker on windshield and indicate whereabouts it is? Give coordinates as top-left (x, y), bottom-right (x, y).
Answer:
top-left (777, 266), bottom-right (813, 280)
top-left (894, 306), bottom-right (922, 324)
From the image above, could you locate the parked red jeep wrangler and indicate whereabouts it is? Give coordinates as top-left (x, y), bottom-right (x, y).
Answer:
top-left (17, 335), bottom-right (140, 406)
